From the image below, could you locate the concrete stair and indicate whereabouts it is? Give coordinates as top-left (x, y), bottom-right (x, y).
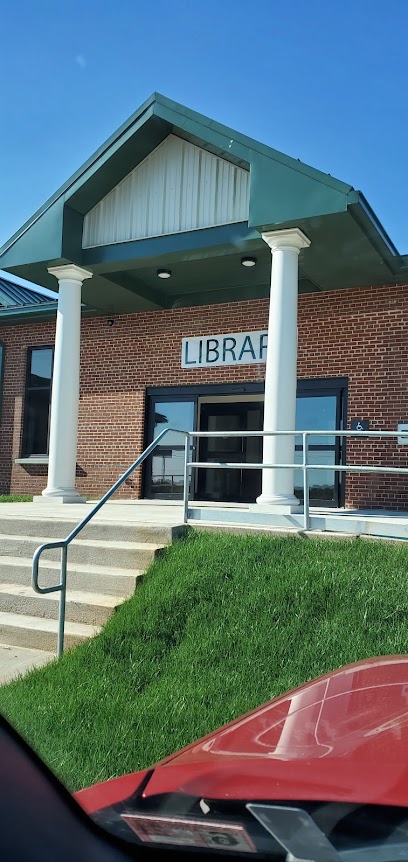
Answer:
top-left (0, 584), bottom-right (120, 626)
top-left (0, 557), bottom-right (140, 595)
top-left (0, 535), bottom-right (165, 570)
top-left (0, 515), bottom-right (185, 656)
top-left (0, 613), bottom-right (99, 652)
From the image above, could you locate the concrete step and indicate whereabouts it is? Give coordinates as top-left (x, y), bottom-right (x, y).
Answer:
top-left (0, 535), bottom-right (165, 570)
top-left (0, 584), bottom-right (124, 626)
top-left (0, 611), bottom-right (99, 651)
top-left (0, 557), bottom-right (140, 595)
top-left (0, 516), bottom-right (186, 544)
top-left (0, 514), bottom-right (183, 656)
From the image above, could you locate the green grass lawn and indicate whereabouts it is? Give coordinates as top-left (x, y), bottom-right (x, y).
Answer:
top-left (0, 495), bottom-right (33, 502)
top-left (1, 531), bottom-right (408, 791)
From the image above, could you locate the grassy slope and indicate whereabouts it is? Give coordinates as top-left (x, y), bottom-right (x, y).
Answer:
top-left (1, 531), bottom-right (408, 791)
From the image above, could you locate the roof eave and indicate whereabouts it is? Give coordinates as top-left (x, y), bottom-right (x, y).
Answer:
top-left (347, 192), bottom-right (402, 278)
top-left (0, 302), bottom-right (100, 325)
top-left (0, 94), bottom-right (159, 260)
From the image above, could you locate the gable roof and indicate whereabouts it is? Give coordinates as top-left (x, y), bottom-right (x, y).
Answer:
top-left (0, 93), bottom-right (405, 314)
top-left (0, 92), bottom-right (356, 263)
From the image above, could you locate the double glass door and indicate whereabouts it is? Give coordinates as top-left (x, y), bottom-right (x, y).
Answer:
top-left (144, 383), bottom-right (346, 505)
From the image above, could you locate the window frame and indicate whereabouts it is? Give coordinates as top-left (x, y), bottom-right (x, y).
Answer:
top-left (0, 341), bottom-right (4, 424)
top-left (21, 346), bottom-right (54, 457)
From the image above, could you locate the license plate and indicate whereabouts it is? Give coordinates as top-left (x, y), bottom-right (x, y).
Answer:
top-left (121, 813), bottom-right (257, 852)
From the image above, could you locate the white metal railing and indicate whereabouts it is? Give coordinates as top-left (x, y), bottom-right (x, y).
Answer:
top-left (32, 427), bottom-right (408, 657)
top-left (182, 429), bottom-right (408, 531)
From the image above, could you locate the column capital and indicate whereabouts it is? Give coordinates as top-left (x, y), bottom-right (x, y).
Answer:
top-left (261, 227), bottom-right (311, 254)
top-left (48, 264), bottom-right (93, 284)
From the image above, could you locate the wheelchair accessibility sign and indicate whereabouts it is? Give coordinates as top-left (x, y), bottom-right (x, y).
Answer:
top-left (351, 419), bottom-right (369, 436)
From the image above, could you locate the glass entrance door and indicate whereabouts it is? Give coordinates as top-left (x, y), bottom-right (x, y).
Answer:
top-left (197, 401), bottom-right (263, 503)
top-left (294, 386), bottom-right (346, 507)
top-left (145, 398), bottom-right (195, 499)
top-left (196, 388), bottom-right (345, 505)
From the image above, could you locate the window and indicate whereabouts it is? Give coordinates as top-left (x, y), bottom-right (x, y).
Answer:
top-left (0, 341), bottom-right (4, 422)
top-left (22, 347), bottom-right (54, 456)
top-left (146, 398), bottom-right (196, 499)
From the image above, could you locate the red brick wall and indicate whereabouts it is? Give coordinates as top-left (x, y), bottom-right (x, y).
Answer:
top-left (0, 321), bottom-right (56, 498)
top-left (0, 281), bottom-right (407, 508)
top-left (297, 284), bottom-right (408, 509)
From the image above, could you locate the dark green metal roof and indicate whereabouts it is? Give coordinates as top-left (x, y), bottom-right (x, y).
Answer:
top-left (0, 275), bottom-right (55, 308)
top-left (0, 276), bottom-right (97, 325)
top-left (0, 92), bottom-right (406, 317)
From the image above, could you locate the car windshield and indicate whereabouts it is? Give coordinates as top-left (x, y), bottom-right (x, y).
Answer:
top-left (4, 5), bottom-right (408, 862)
top-left (89, 783), bottom-right (408, 861)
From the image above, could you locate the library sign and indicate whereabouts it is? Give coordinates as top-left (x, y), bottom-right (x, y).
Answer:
top-left (181, 330), bottom-right (268, 369)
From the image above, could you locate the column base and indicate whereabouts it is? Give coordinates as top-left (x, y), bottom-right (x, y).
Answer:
top-left (250, 503), bottom-right (303, 515)
top-left (254, 493), bottom-right (301, 514)
top-left (34, 492), bottom-right (87, 505)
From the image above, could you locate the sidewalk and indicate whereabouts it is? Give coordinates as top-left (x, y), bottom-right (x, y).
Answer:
top-left (0, 643), bottom-right (54, 685)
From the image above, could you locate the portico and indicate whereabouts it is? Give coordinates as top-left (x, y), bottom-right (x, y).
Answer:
top-left (32, 230), bottom-right (313, 509)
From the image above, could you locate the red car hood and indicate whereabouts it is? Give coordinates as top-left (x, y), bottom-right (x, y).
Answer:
top-left (77, 656), bottom-right (408, 812)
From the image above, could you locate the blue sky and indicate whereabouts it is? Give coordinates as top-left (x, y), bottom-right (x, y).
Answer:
top-left (1, 0), bottom-right (407, 294)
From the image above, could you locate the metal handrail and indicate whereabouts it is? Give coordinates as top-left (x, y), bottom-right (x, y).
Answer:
top-left (32, 427), bottom-right (188, 656)
top-left (182, 428), bottom-right (408, 534)
top-left (33, 425), bottom-right (408, 657)
top-left (189, 430), bottom-right (408, 437)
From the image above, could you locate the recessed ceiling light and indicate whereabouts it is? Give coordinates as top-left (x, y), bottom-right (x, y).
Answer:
top-left (241, 257), bottom-right (257, 267)
top-left (157, 269), bottom-right (172, 279)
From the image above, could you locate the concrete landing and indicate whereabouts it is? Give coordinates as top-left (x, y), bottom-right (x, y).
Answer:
top-left (0, 499), bottom-right (185, 526)
top-left (187, 504), bottom-right (408, 541)
top-left (1, 498), bottom-right (408, 540)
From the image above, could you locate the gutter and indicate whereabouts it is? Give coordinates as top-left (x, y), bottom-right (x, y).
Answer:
top-left (0, 303), bottom-right (99, 325)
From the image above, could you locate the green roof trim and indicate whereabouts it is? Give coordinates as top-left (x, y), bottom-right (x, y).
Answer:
top-left (152, 95), bottom-right (354, 193)
top-left (0, 301), bottom-right (58, 324)
top-left (0, 94), bottom-right (157, 259)
top-left (0, 302), bottom-right (102, 326)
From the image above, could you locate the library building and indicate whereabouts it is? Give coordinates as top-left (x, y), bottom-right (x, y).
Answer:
top-left (0, 93), bottom-right (407, 512)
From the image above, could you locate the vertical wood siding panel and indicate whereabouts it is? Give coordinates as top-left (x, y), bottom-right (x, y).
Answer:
top-left (82, 134), bottom-right (250, 247)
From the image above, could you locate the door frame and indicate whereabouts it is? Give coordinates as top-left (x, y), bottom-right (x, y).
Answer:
top-left (295, 379), bottom-right (348, 507)
top-left (197, 399), bottom-right (264, 503)
top-left (143, 393), bottom-right (198, 499)
top-left (143, 379), bottom-right (348, 503)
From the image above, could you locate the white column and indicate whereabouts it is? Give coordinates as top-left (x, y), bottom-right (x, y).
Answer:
top-left (256, 228), bottom-right (311, 510)
top-left (35, 264), bottom-right (92, 504)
